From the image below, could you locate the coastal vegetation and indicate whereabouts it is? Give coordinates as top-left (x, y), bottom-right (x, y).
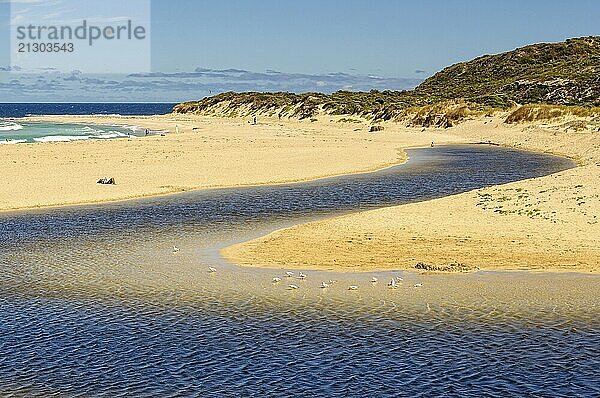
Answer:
top-left (173, 36), bottom-right (600, 126)
top-left (505, 104), bottom-right (600, 123)
top-left (414, 36), bottom-right (600, 106)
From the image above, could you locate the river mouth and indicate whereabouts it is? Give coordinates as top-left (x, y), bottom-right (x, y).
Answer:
top-left (2, 145), bottom-right (598, 396)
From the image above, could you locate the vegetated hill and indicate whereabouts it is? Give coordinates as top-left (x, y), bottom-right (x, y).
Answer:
top-left (172, 90), bottom-right (422, 121)
top-left (173, 37), bottom-right (600, 122)
top-left (415, 36), bottom-right (600, 106)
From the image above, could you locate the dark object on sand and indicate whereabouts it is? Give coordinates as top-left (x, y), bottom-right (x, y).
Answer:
top-left (97, 177), bottom-right (115, 185)
top-left (369, 125), bottom-right (384, 132)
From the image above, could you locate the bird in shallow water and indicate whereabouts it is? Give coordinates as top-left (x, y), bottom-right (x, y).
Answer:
top-left (371, 276), bottom-right (378, 283)
top-left (388, 279), bottom-right (398, 289)
top-left (414, 283), bottom-right (423, 288)
top-left (288, 284), bottom-right (299, 290)
top-left (208, 267), bottom-right (217, 273)
top-left (172, 246), bottom-right (179, 253)
top-left (298, 272), bottom-right (307, 279)
top-left (320, 281), bottom-right (330, 288)
top-left (285, 271), bottom-right (294, 277)
top-left (272, 277), bottom-right (282, 283)
top-left (347, 285), bottom-right (359, 290)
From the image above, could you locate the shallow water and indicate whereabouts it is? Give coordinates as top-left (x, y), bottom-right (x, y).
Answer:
top-left (0, 121), bottom-right (142, 144)
top-left (1, 145), bottom-right (598, 396)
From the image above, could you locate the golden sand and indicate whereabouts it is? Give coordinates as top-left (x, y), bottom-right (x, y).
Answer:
top-left (1, 114), bottom-right (459, 211)
top-left (5, 111), bottom-right (600, 274)
top-left (222, 113), bottom-right (600, 273)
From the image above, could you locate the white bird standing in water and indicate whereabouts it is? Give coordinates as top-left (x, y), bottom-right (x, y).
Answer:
top-left (285, 271), bottom-right (294, 277)
top-left (172, 246), bottom-right (179, 253)
top-left (320, 281), bottom-right (330, 288)
top-left (272, 277), bottom-right (282, 283)
top-left (388, 279), bottom-right (398, 289)
top-left (298, 272), bottom-right (307, 279)
top-left (414, 283), bottom-right (423, 288)
top-left (371, 276), bottom-right (378, 283)
top-left (208, 267), bottom-right (217, 273)
top-left (288, 284), bottom-right (299, 290)
top-left (347, 285), bottom-right (359, 290)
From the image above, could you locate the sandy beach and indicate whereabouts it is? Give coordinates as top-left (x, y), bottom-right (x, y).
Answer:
top-left (222, 112), bottom-right (600, 274)
top-left (1, 114), bottom-right (459, 212)
top-left (3, 111), bottom-right (600, 274)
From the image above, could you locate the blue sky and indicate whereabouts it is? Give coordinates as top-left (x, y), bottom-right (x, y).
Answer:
top-left (0, 0), bottom-right (599, 102)
top-left (149, 0), bottom-right (600, 77)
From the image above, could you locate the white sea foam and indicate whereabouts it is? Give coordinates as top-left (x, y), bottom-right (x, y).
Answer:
top-left (0, 123), bottom-right (24, 131)
top-left (0, 121), bottom-right (136, 144)
top-left (31, 131), bottom-right (131, 142)
top-left (126, 125), bottom-right (141, 132)
top-left (78, 126), bottom-right (101, 133)
top-left (95, 131), bottom-right (129, 139)
top-left (33, 135), bottom-right (92, 142)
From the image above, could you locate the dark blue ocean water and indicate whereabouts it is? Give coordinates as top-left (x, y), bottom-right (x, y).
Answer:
top-left (0, 102), bottom-right (176, 117)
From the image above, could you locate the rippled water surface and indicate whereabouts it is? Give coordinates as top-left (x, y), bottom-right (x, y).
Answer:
top-left (1, 145), bottom-right (598, 397)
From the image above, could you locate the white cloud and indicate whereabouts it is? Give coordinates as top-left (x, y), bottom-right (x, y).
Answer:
top-left (1, 67), bottom-right (423, 102)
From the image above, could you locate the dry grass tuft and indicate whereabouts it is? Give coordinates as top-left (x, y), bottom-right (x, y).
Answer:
top-left (404, 100), bottom-right (485, 128)
top-left (505, 104), bottom-right (600, 123)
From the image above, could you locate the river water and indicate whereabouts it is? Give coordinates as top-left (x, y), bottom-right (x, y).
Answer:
top-left (1, 145), bottom-right (598, 397)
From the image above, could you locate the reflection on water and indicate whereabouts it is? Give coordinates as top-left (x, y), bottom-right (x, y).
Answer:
top-left (1, 145), bottom-right (598, 396)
